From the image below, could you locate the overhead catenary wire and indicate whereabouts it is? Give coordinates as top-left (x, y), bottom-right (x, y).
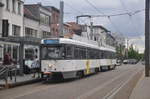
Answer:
top-left (84, 0), bottom-right (106, 15)
top-left (118, 0), bottom-right (144, 51)
top-left (64, 2), bottom-right (89, 24)
top-left (64, 0), bottom-right (144, 40)
top-left (107, 16), bottom-right (122, 34)
top-left (118, 0), bottom-right (144, 40)
top-left (84, 0), bottom-right (124, 36)
top-left (64, 2), bottom-right (83, 15)
top-left (79, 9), bottom-right (144, 18)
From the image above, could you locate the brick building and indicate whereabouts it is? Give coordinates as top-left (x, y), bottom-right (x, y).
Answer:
top-left (45, 6), bottom-right (60, 37)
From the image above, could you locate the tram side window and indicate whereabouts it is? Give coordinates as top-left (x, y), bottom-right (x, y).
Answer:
top-left (88, 49), bottom-right (92, 59)
top-left (110, 52), bottom-right (112, 59)
top-left (105, 51), bottom-right (108, 59)
top-left (88, 49), bottom-right (95, 59)
top-left (110, 52), bottom-right (113, 59)
top-left (109, 52), bottom-right (111, 59)
top-left (107, 51), bottom-right (110, 59)
top-left (80, 48), bottom-right (86, 59)
top-left (95, 50), bottom-right (100, 59)
top-left (112, 52), bottom-right (116, 59)
top-left (74, 47), bottom-right (80, 59)
top-left (99, 51), bottom-right (101, 59)
top-left (103, 51), bottom-right (106, 59)
top-left (74, 47), bottom-right (86, 59)
top-left (65, 45), bottom-right (73, 59)
top-left (101, 51), bottom-right (104, 59)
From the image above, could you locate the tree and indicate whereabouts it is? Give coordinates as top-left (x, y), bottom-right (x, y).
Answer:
top-left (127, 45), bottom-right (143, 60)
top-left (116, 44), bottom-right (125, 60)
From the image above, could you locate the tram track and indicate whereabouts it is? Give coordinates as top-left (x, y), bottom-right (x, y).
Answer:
top-left (0, 64), bottom-right (143, 99)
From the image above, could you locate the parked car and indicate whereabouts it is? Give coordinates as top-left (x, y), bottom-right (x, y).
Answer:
top-left (116, 60), bottom-right (122, 66)
top-left (123, 59), bottom-right (128, 64)
top-left (128, 59), bottom-right (138, 64)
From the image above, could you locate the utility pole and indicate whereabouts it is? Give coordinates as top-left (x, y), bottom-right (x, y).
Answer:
top-left (90, 20), bottom-right (93, 40)
top-left (59, 1), bottom-right (64, 37)
top-left (0, 1), bottom-right (4, 36)
top-left (126, 39), bottom-right (129, 59)
top-left (76, 15), bottom-right (91, 24)
top-left (145, 0), bottom-right (150, 77)
top-left (76, 15), bottom-right (94, 40)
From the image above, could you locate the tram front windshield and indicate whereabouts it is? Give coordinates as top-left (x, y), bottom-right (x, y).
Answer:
top-left (41, 45), bottom-right (64, 59)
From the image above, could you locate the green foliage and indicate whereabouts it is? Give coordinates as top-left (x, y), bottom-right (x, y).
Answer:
top-left (116, 45), bottom-right (125, 60)
top-left (128, 45), bottom-right (143, 60)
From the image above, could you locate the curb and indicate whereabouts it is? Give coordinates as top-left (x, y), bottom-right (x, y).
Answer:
top-left (106, 69), bottom-right (144, 99)
top-left (0, 78), bottom-right (42, 90)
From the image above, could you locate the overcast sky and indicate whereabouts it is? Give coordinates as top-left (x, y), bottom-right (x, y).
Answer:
top-left (25, 0), bottom-right (145, 53)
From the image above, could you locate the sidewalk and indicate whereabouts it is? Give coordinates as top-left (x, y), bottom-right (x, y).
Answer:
top-left (130, 72), bottom-right (150, 99)
top-left (0, 74), bottom-right (41, 89)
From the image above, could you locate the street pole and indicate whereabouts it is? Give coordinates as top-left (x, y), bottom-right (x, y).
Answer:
top-left (59, 1), bottom-right (64, 37)
top-left (0, 1), bottom-right (4, 37)
top-left (145, 0), bottom-right (150, 77)
top-left (126, 39), bottom-right (129, 59)
top-left (76, 16), bottom-right (79, 24)
top-left (90, 21), bottom-right (93, 40)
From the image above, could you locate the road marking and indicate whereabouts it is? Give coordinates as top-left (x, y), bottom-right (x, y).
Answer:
top-left (102, 69), bottom-right (143, 99)
top-left (77, 68), bottom-right (140, 99)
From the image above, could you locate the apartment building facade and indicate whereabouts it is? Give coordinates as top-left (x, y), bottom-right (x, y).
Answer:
top-left (45, 6), bottom-right (60, 37)
top-left (24, 4), bottom-right (51, 38)
top-left (0, 0), bottom-right (24, 37)
top-left (0, 0), bottom-right (24, 62)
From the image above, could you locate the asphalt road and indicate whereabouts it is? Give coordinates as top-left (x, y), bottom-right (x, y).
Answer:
top-left (0, 64), bottom-right (143, 99)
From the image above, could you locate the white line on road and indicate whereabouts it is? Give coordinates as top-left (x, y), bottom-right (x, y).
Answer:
top-left (76, 68), bottom-right (141, 99)
top-left (102, 69), bottom-right (143, 99)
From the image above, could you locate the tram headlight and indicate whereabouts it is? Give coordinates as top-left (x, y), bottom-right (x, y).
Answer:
top-left (48, 64), bottom-right (53, 68)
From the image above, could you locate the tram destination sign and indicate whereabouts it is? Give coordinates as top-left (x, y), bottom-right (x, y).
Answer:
top-left (43, 39), bottom-right (59, 44)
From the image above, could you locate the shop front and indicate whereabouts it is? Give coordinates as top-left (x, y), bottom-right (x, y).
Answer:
top-left (0, 41), bottom-right (20, 66)
top-left (0, 37), bottom-right (41, 75)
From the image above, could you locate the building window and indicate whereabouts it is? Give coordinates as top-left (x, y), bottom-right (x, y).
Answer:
top-left (42, 31), bottom-right (51, 38)
top-left (25, 27), bottom-right (37, 38)
top-left (13, 46), bottom-right (19, 61)
top-left (0, 45), bottom-right (3, 61)
top-left (12, 0), bottom-right (16, 13)
top-left (6, 0), bottom-right (10, 11)
top-left (40, 13), bottom-right (50, 25)
top-left (12, 25), bottom-right (20, 36)
top-left (18, 2), bottom-right (21, 15)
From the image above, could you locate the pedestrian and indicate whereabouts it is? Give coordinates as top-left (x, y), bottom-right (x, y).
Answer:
top-left (3, 52), bottom-right (15, 80)
top-left (31, 56), bottom-right (40, 78)
top-left (3, 52), bottom-right (13, 65)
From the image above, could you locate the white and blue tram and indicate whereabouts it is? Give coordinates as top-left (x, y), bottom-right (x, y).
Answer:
top-left (40, 38), bottom-right (117, 79)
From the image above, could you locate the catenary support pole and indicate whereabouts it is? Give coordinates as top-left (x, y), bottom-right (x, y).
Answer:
top-left (145, 0), bottom-right (150, 77)
top-left (59, 1), bottom-right (64, 37)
